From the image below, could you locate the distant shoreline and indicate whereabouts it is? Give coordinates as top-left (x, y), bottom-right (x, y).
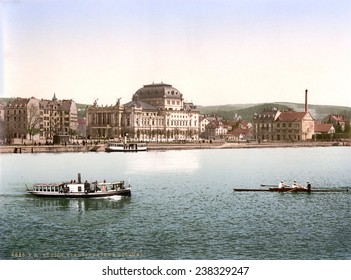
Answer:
top-left (0, 140), bottom-right (349, 154)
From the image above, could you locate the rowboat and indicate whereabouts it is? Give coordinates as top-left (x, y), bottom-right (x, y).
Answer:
top-left (233, 187), bottom-right (349, 193)
top-left (27, 174), bottom-right (131, 198)
top-left (269, 187), bottom-right (311, 192)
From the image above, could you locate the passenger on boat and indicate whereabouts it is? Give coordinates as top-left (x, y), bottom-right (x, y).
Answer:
top-left (102, 180), bottom-right (107, 192)
top-left (84, 180), bottom-right (90, 193)
top-left (94, 181), bottom-right (100, 192)
top-left (306, 181), bottom-right (312, 192)
top-left (278, 181), bottom-right (286, 188)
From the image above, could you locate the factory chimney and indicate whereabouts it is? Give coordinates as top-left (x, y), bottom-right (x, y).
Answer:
top-left (305, 89), bottom-right (308, 112)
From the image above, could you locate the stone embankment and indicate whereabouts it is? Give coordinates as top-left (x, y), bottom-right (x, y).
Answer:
top-left (0, 144), bottom-right (105, 154)
top-left (0, 140), bottom-right (349, 154)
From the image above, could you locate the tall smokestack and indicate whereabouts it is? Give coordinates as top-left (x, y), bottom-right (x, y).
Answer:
top-left (305, 89), bottom-right (308, 112)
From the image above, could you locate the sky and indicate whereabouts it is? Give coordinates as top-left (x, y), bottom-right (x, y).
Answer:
top-left (1, 0), bottom-right (351, 107)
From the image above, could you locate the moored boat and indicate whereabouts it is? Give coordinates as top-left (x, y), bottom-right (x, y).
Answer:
top-left (27, 174), bottom-right (131, 198)
top-left (105, 141), bottom-right (147, 152)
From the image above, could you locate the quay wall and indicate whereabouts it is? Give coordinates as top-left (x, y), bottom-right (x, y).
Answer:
top-left (0, 144), bottom-right (104, 154)
top-left (0, 140), bottom-right (349, 154)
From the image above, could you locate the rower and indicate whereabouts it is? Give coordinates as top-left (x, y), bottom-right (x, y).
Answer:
top-left (278, 180), bottom-right (286, 188)
top-left (292, 180), bottom-right (299, 188)
top-left (306, 181), bottom-right (312, 192)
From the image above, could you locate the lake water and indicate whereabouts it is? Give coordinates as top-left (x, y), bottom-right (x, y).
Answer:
top-left (0, 147), bottom-right (350, 260)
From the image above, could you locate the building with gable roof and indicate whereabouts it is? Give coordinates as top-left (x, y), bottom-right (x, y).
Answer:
top-left (39, 96), bottom-right (77, 139)
top-left (203, 120), bottom-right (227, 139)
top-left (227, 128), bottom-right (253, 142)
top-left (199, 116), bottom-right (210, 137)
top-left (275, 111), bottom-right (314, 141)
top-left (314, 123), bottom-right (335, 134)
top-left (253, 90), bottom-right (315, 141)
top-left (322, 114), bottom-right (347, 132)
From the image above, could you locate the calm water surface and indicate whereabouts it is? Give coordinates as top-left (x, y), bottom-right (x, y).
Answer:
top-left (0, 147), bottom-right (350, 260)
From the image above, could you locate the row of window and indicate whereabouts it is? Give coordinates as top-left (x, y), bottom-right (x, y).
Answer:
top-left (167, 120), bottom-right (197, 127)
top-left (6, 110), bottom-right (26, 115)
top-left (276, 129), bottom-right (300, 134)
top-left (260, 134), bottom-right (302, 141)
top-left (6, 109), bottom-right (73, 115)
top-left (167, 100), bottom-right (181, 105)
top-left (257, 123), bottom-right (301, 128)
top-left (6, 117), bottom-right (26, 122)
top-left (277, 123), bottom-right (300, 128)
top-left (7, 124), bottom-right (26, 130)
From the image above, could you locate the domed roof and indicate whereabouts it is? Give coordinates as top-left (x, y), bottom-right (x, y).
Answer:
top-left (135, 83), bottom-right (183, 99)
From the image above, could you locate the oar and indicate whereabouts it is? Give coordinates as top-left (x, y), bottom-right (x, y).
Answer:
top-left (260, 184), bottom-right (278, 187)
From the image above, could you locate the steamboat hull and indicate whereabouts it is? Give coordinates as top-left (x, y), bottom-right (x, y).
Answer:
top-left (28, 188), bottom-right (131, 198)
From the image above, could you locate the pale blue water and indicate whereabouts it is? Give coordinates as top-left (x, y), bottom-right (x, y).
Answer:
top-left (0, 147), bottom-right (350, 259)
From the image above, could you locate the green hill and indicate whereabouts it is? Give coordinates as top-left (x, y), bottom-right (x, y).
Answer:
top-left (198, 103), bottom-right (290, 121)
top-left (198, 102), bottom-right (351, 121)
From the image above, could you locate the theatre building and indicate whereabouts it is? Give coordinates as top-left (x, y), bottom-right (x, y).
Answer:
top-left (86, 83), bottom-right (200, 141)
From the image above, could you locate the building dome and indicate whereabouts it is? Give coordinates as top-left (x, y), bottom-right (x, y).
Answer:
top-left (135, 82), bottom-right (183, 99)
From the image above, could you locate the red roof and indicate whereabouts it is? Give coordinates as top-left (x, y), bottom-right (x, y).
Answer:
top-left (331, 115), bottom-right (345, 122)
top-left (276, 112), bottom-right (308, 122)
top-left (315, 123), bottom-right (333, 133)
top-left (228, 128), bottom-right (250, 136)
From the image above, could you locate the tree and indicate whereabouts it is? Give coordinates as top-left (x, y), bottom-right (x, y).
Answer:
top-left (344, 120), bottom-right (350, 133)
top-left (68, 129), bottom-right (77, 139)
top-left (27, 104), bottom-right (41, 141)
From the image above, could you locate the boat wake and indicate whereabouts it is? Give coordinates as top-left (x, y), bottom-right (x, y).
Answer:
top-left (100, 196), bottom-right (122, 201)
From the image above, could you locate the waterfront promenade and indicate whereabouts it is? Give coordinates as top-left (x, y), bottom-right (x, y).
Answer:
top-left (0, 140), bottom-right (349, 153)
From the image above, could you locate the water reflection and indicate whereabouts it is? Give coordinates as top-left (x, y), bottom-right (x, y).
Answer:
top-left (126, 151), bottom-right (200, 174)
top-left (30, 196), bottom-right (131, 213)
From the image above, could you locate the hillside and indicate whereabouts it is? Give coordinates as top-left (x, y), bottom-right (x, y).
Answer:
top-left (198, 102), bottom-right (351, 121)
top-left (198, 103), bottom-right (291, 121)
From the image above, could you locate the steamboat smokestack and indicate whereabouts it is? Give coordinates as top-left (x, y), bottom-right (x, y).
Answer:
top-left (305, 89), bottom-right (308, 112)
top-left (78, 173), bottom-right (81, 184)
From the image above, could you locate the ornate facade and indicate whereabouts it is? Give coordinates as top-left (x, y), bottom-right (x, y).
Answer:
top-left (4, 96), bottom-right (77, 142)
top-left (85, 99), bottom-right (124, 139)
top-left (86, 83), bottom-right (200, 141)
